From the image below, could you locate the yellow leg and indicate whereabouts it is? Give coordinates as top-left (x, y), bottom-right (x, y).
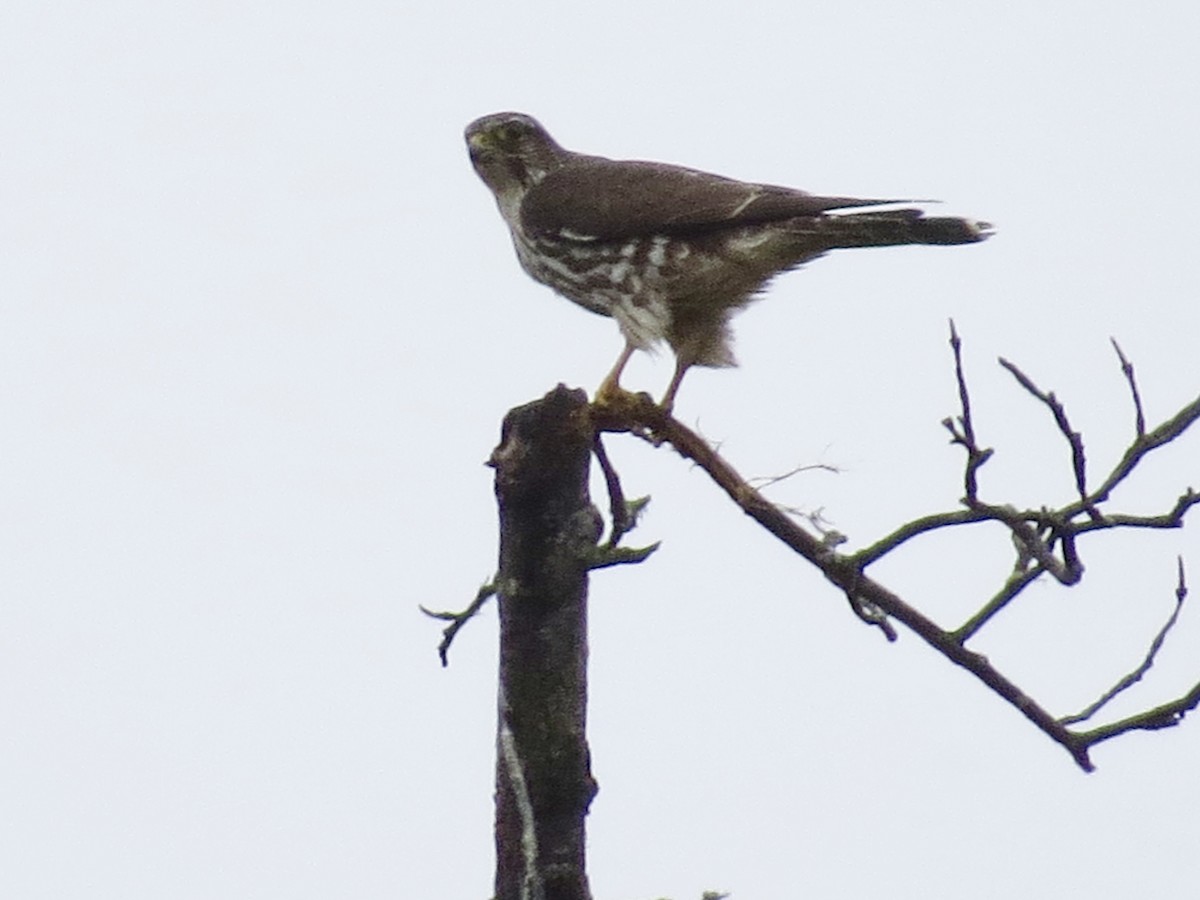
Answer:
top-left (595, 342), bottom-right (636, 402)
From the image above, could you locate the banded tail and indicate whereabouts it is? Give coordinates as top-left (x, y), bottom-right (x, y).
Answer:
top-left (802, 208), bottom-right (993, 249)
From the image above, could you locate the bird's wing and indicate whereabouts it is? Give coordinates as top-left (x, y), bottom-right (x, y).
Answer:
top-left (520, 155), bottom-right (905, 241)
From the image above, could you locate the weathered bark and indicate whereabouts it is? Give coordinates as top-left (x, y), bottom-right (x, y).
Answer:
top-left (490, 385), bottom-right (600, 900)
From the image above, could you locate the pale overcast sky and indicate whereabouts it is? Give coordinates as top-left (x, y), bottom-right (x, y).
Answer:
top-left (4, 3), bottom-right (1200, 898)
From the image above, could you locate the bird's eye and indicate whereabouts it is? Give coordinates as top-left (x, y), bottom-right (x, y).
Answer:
top-left (497, 119), bottom-right (536, 145)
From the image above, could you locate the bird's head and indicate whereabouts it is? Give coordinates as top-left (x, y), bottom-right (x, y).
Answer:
top-left (465, 112), bottom-right (568, 219)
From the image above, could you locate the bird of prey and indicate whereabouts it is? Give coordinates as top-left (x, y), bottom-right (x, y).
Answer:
top-left (466, 111), bottom-right (991, 409)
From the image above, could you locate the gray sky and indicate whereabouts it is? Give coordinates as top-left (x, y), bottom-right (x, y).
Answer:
top-left (4, 2), bottom-right (1200, 897)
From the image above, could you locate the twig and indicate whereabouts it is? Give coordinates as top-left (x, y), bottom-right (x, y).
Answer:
top-left (844, 585), bottom-right (899, 642)
top-left (1075, 679), bottom-right (1200, 748)
top-left (971, 501), bottom-right (1083, 586)
top-left (593, 434), bottom-right (630, 547)
top-left (952, 564), bottom-right (1045, 643)
top-left (1080, 490), bottom-right (1200, 531)
top-left (1111, 339), bottom-right (1146, 437)
top-left (1061, 558), bottom-right (1188, 725)
top-left (591, 432), bottom-right (657, 561)
top-left (1071, 394), bottom-right (1200, 514)
top-left (998, 357), bottom-right (1091, 510)
top-left (750, 461), bottom-right (841, 489)
top-left (942, 321), bottom-right (993, 503)
top-left (853, 509), bottom-right (991, 568)
top-left (421, 580), bottom-right (499, 667)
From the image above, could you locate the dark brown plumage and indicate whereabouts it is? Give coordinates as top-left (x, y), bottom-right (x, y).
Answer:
top-left (466, 111), bottom-right (991, 408)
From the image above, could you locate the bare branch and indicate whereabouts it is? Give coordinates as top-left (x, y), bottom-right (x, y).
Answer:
top-left (1061, 558), bottom-right (1188, 725)
top-left (591, 324), bottom-right (1199, 772)
top-left (421, 580), bottom-right (499, 667)
top-left (584, 540), bottom-right (660, 570)
top-left (1077, 394), bottom-right (1200, 513)
top-left (593, 394), bottom-right (1096, 771)
top-left (750, 461), bottom-right (841, 490)
top-left (952, 564), bottom-right (1045, 643)
top-left (1076, 489), bottom-right (1200, 532)
top-left (1111, 339), bottom-right (1146, 437)
top-left (1075, 679), bottom-right (1200, 748)
top-left (853, 509), bottom-right (991, 568)
top-left (942, 320), bottom-right (993, 503)
top-left (998, 357), bottom-right (1091, 510)
top-left (844, 584), bottom-right (899, 642)
top-left (591, 433), bottom-right (659, 565)
top-left (971, 502), bottom-right (1083, 586)
top-left (593, 433), bottom-right (633, 548)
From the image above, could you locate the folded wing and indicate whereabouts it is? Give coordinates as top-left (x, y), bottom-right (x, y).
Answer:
top-left (520, 155), bottom-right (907, 241)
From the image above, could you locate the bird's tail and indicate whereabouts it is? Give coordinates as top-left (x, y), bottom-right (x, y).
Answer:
top-left (800, 208), bottom-right (993, 248)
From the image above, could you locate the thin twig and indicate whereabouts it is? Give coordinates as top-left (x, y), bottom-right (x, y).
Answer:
top-left (1080, 490), bottom-right (1200, 531)
top-left (942, 321), bottom-right (993, 503)
top-left (1070, 394), bottom-right (1200, 515)
top-left (1111, 339), bottom-right (1146, 437)
top-left (750, 461), bottom-right (841, 489)
top-left (593, 434), bottom-right (629, 548)
top-left (1061, 558), bottom-right (1188, 725)
top-left (852, 508), bottom-right (991, 568)
top-left (1075, 679), bottom-right (1200, 747)
top-left (998, 357), bottom-right (1091, 509)
top-left (421, 581), bottom-right (499, 667)
top-left (952, 564), bottom-right (1046, 643)
top-left (844, 587), bottom-right (899, 641)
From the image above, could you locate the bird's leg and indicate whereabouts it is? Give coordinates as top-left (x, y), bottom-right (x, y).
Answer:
top-left (659, 359), bottom-right (691, 413)
top-left (595, 342), bottom-right (636, 403)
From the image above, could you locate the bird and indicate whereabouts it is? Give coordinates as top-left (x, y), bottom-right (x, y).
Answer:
top-left (465, 111), bottom-right (991, 410)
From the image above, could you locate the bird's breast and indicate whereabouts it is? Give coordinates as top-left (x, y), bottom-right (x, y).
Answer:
top-left (511, 230), bottom-right (688, 315)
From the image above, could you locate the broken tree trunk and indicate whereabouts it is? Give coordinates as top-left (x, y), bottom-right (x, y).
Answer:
top-left (490, 385), bottom-right (600, 900)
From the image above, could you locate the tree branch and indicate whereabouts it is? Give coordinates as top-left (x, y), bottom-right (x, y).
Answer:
top-left (942, 319), bottom-right (993, 504)
top-left (420, 579), bottom-right (499, 667)
top-left (593, 393), bottom-right (1097, 770)
top-left (998, 356), bottom-right (1092, 512)
top-left (1061, 558), bottom-right (1188, 725)
top-left (1111, 338), bottom-right (1146, 438)
top-left (591, 329), bottom-right (1199, 772)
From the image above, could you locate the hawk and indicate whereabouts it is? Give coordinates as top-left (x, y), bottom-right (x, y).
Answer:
top-left (466, 111), bottom-right (991, 409)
